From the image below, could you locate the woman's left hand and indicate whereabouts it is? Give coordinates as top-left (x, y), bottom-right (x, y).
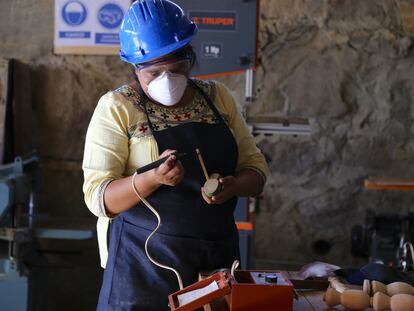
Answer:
top-left (201, 176), bottom-right (239, 205)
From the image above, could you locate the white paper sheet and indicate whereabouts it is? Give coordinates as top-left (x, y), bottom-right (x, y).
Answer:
top-left (177, 281), bottom-right (219, 306)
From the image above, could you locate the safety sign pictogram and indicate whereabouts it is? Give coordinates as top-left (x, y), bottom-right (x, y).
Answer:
top-left (54, 0), bottom-right (129, 54)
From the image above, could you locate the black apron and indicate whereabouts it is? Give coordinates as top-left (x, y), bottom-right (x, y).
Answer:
top-left (97, 80), bottom-right (240, 310)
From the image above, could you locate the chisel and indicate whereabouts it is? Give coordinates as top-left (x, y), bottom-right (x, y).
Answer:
top-left (136, 152), bottom-right (186, 174)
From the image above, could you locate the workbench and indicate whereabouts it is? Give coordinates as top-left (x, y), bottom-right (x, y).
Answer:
top-left (294, 291), bottom-right (328, 310)
top-left (200, 269), bottom-right (377, 311)
top-left (287, 176), bottom-right (414, 310)
top-left (205, 290), bottom-right (375, 310)
top-left (200, 271), bottom-right (357, 311)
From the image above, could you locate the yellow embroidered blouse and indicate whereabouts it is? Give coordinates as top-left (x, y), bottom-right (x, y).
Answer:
top-left (82, 79), bottom-right (269, 267)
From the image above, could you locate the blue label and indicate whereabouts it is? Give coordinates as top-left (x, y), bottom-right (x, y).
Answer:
top-left (62, 1), bottom-right (87, 26)
top-left (59, 31), bottom-right (91, 38)
top-left (98, 3), bottom-right (124, 29)
top-left (95, 33), bottom-right (119, 44)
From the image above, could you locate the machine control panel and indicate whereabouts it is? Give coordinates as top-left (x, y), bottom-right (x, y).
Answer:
top-left (250, 272), bottom-right (291, 285)
top-left (174, 0), bottom-right (258, 77)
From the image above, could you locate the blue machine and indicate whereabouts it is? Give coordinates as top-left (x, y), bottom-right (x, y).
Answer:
top-left (0, 156), bottom-right (38, 310)
top-left (0, 258), bottom-right (28, 310)
top-left (234, 197), bottom-right (254, 269)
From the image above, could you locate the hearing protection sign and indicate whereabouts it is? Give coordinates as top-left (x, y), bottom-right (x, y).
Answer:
top-left (54, 0), bottom-right (130, 55)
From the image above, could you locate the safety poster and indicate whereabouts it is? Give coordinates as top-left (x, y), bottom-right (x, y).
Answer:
top-left (54, 0), bottom-right (131, 54)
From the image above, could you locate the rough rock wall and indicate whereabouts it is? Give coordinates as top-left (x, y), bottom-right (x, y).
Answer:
top-left (1, 1), bottom-right (414, 272)
top-left (247, 0), bottom-right (414, 266)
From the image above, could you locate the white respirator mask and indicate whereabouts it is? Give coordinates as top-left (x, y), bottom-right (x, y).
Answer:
top-left (147, 72), bottom-right (188, 106)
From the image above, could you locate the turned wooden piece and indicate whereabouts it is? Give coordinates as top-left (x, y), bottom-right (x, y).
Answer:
top-left (209, 173), bottom-right (221, 179)
top-left (203, 174), bottom-right (222, 198)
top-left (324, 287), bottom-right (341, 307)
top-left (324, 287), bottom-right (371, 310)
top-left (372, 280), bottom-right (414, 296)
top-left (329, 276), bottom-right (365, 293)
top-left (391, 294), bottom-right (414, 311)
top-left (372, 292), bottom-right (390, 311)
top-left (372, 292), bottom-right (414, 311)
top-left (329, 277), bottom-right (351, 293)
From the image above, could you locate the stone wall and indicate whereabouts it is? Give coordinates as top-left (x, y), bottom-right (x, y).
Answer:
top-left (250, 0), bottom-right (414, 266)
top-left (198, 0), bottom-right (414, 267)
top-left (0, 0), bottom-right (413, 294)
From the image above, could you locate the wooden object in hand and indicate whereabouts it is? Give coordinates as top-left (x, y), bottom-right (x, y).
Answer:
top-left (203, 174), bottom-right (222, 198)
top-left (196, 148), bottom-right (210, 181)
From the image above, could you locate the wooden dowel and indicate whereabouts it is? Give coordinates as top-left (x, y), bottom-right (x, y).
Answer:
top-left (196, 148), bottom-right (209, 181)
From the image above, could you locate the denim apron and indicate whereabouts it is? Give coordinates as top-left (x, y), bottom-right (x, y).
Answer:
top-left (97, 80), bottom-right (240, 310)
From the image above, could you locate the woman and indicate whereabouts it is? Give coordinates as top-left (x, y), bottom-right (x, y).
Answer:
top-left (82, 0), bottom-right (269, 310)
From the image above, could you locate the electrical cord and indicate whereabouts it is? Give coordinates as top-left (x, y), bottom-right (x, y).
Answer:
top-left (131, 172), bottom-right (184, 290)
top-left (231, 260), bottom-right (239, 277)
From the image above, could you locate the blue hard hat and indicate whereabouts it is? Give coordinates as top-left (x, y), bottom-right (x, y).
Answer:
top-left (119, 0), bottom-right (198, 64)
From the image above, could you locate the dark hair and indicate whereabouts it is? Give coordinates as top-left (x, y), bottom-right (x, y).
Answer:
top-left (131, 44), bottom-right (197, 85)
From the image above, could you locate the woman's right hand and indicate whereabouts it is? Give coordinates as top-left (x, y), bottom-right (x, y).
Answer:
top-left (152, 149), bottom-right (184, 186)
